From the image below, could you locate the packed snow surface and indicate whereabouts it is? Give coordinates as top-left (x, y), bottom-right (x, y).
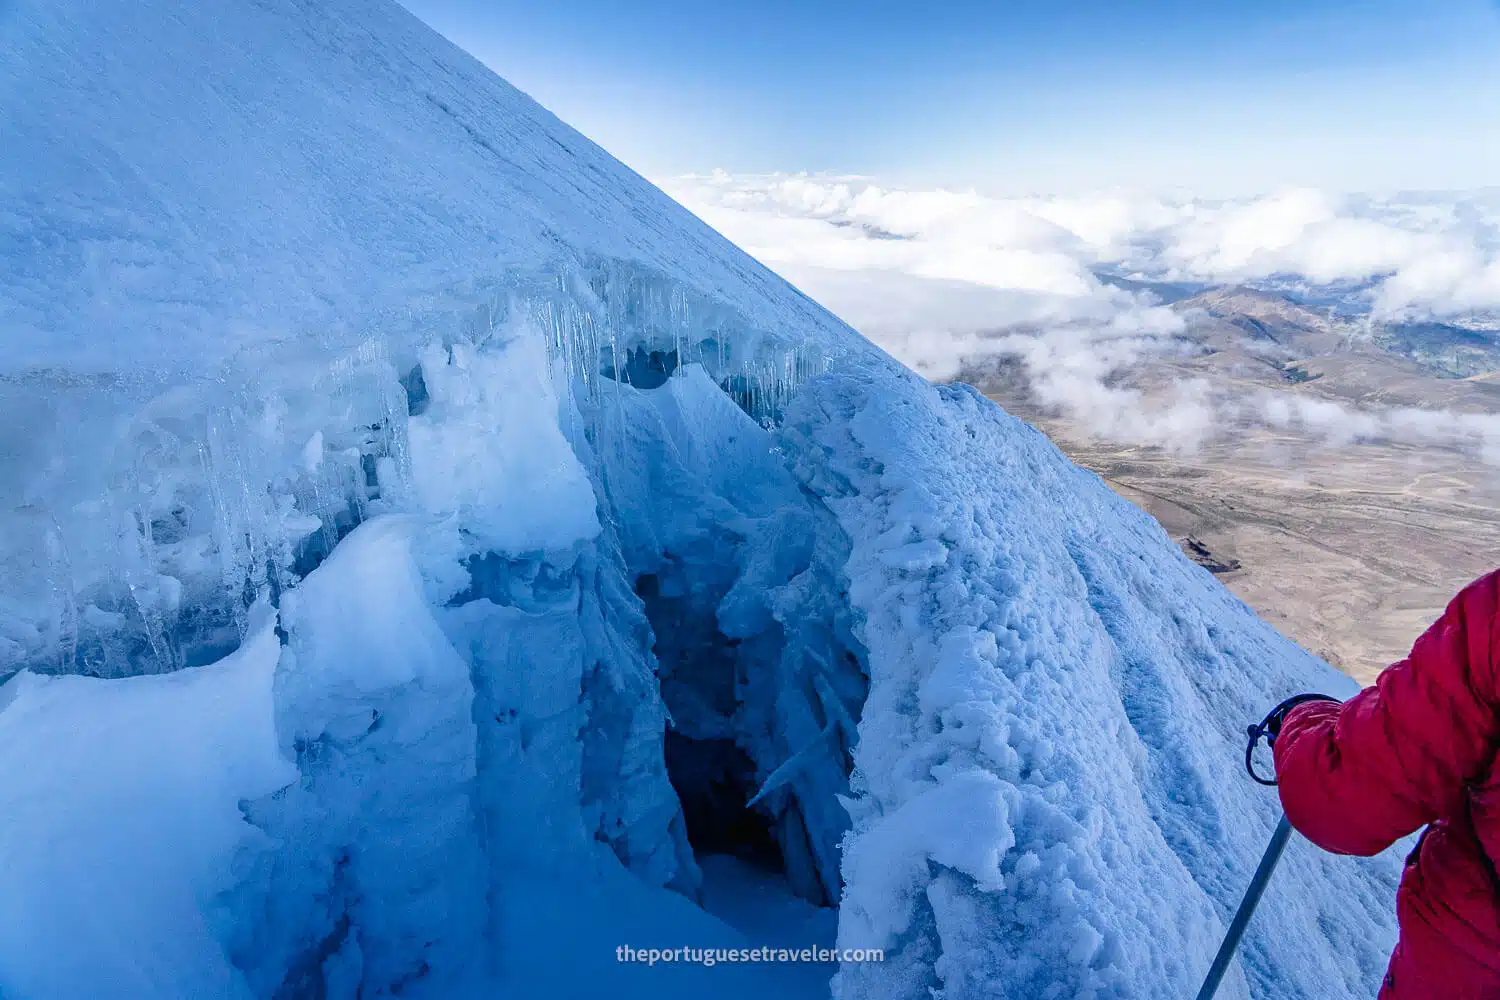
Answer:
top-left (0, 0), bottom-right (1404, 998)
top-left (0, 608), bottom-right (292, 1000)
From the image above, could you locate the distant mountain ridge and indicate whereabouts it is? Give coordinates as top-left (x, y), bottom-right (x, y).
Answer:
top-left (1164, 283), bottom-right (1500, 380)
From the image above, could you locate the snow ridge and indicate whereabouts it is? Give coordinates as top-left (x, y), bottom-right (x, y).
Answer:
top-left (780, 364), bottom-right (1399, 999)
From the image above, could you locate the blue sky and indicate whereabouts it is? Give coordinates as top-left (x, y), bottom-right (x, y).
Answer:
top-left (402, 0), bottom-right (1500, 195)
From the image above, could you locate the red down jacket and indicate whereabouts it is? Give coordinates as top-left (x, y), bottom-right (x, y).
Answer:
top-left (1274, 569), bottom-right (1500, 999)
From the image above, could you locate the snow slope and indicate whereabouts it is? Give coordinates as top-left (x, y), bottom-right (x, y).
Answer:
top-left (0, 0), bottom-right (848, 375)
top-left (0, 1), bottom-right (1404, 998)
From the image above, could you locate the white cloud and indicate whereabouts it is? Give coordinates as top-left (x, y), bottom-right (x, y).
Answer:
top-left (668, 172), bottom-right (1186, 384)
top-left (671, 173), bottom-right (1500, 317)
top-left (991, 327), bottom-right (1219, 452)
top-left (1254, 393), bottom-right (1500, 465)
top-left (664, 172), bottom-right (1500, 463)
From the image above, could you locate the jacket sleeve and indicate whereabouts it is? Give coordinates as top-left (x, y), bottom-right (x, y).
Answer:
top-left (1273, 571), bottom-right (1500, 856)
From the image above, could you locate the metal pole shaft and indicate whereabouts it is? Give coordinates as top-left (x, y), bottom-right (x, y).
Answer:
top-left (1194, 814), bottom-right (1296, 1000)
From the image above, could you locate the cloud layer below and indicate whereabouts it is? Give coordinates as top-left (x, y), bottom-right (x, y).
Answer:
top-left (665, 173), bottom-right (1500, 463)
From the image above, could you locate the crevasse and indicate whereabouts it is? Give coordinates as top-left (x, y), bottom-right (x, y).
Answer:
top-left (0, 265), bottom-right (875, 998)
top-left (0, 258), bottom-right (1407, 1000)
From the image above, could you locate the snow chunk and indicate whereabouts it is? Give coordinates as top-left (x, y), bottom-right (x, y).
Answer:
top-left (0, 607), bottom-right (293, 1000)
top-left (243, 515), bottom-right (488, 997)
top-left (841, 770), bottom-right (1014, 947)
top-left (879, 539), bottom-right (950, 573)
top-left (301, 430), bottom-right (325, 473)
top-left (277, 516), bottom-right (470, 712)
top-left (408, 331), bottom-right (600, 554)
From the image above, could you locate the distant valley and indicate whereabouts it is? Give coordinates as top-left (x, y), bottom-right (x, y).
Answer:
top-left (978, 284), bottom-right (1500, 683)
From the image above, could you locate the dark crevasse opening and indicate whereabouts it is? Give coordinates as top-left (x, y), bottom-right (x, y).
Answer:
top-left (637, 543), bottom-right (863, 910)
top-left (579, 336), bottom-right (870, 912)
top-left (663, 730), bottom-right (786, 875)
top-left (636, 562), bottom-right (791, 875)
top-left (455, 299), bottom-right (867, 911)
top-left (601, 345), bottom-right (680, 390)
top-left (638, 562), bottom-right (798, 886)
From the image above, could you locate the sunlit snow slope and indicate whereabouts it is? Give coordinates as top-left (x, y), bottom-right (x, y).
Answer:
top-left (0, 1), bottom-right (1402, 999)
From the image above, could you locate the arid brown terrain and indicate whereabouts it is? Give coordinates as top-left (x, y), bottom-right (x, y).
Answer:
top-left (981, 287), bottom-right (1500, 684)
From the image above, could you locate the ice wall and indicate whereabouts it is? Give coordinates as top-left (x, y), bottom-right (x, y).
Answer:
top-left (0, 266), bottom-right (835, 684)
top-left (222, 517), bottom-right (488, 999)
top-left (586, 361), bottom-right (868, 905)
top-left (0, 340), bottom-right (414, 680)
top-left (0, 258), bottom-right (859, 999)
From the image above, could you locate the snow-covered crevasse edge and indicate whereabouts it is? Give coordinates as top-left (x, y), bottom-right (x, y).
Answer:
top-left (0, 286), bottom-right (1402, 1000)
top-left (1, 270), bottom-right (868, 999)
top-left (778, 365), bottom-right (1400, 999)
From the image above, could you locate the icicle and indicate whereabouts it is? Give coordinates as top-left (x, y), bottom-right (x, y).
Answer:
top-left (745, 719), bottom-right (839, 809)
top-left (812, 670), bottom-right (859, 740)
top-left (43, 517), bottom-right (78, 673)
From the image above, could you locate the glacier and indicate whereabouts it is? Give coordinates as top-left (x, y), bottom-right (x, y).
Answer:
top-left (0, 0), bottom-right (1404, 998)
